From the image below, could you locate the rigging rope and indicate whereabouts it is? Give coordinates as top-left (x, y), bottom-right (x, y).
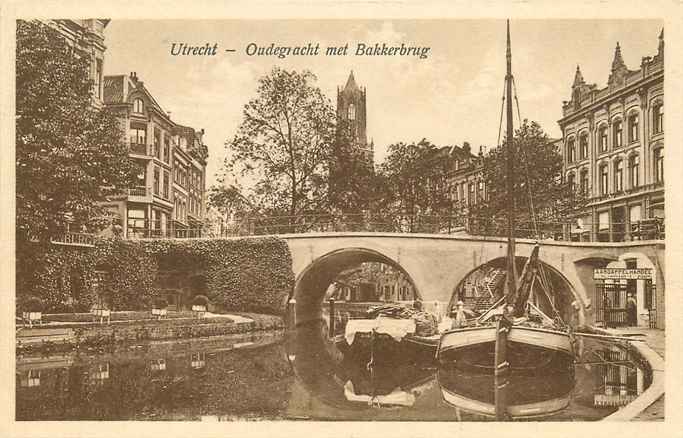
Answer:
top-left (496, 79), bottom-right (506, 148)
top-left (511, 76), bottom-right (540, 240)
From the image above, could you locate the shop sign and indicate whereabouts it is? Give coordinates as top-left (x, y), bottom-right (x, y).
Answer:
top-left (593, 268), bottom-right (653, 280)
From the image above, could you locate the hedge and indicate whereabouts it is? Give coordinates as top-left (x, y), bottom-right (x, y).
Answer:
top-left (17, 237), bottom-right (294, 316)
top-left (17, 239), bottom-right (157, 313)
top-left (139, 237), bottom-right (293, 315)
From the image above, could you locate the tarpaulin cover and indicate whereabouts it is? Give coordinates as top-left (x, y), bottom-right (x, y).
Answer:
top-left (344, 316), bottom-right (416, 345)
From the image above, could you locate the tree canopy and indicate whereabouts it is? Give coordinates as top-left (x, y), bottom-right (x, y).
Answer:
top-left (221, 67), bottom-right (336, 222)
top-left (328, 119), bottom-right (376, 215)
top-left (16, 20), bottom-right (137, 241)
top-left (376, 139), bottom-right (457, 231)
top-left (470, 120), bottom-right (586, 238)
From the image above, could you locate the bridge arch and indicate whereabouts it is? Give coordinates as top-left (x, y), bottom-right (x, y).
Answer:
top-left (282, 233), bottom-right (663, 327)
top-left (449, 255), bottom-right (586, 325)
top-left (293, 246), bottom-right (421, 325)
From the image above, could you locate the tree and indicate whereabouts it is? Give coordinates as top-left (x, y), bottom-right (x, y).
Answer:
top-left (208, 179), bottom-right (255, 236)
top-left (377, 139), bottom-right (456, 232)
top-left (470, 120), bottom-right (587, 238)
top-left (16, 20), bottom-right (137, 242)
top-left (222, 67), bottom-right (336, 228)
top-left (328, 118), bottom-right (377, 216)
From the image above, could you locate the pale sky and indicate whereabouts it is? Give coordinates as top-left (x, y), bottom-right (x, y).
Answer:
top-left (103, 19), bottom-right (663, 187)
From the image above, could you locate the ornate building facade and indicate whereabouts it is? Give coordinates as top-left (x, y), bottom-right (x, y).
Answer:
top-left (102, 72), bottom-right (208, 238)
top-left (558, 32), bottom-right (664, 242)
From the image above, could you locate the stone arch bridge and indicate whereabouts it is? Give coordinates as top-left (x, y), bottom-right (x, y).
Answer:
top-left (281, 232), bottom-right (664, 327)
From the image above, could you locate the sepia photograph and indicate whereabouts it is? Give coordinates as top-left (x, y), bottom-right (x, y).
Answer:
top-left (3, 4), bottom-right (676, 434)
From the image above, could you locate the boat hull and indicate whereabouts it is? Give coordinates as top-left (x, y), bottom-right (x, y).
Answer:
top-left (437, 325), bottom-right (574, 373)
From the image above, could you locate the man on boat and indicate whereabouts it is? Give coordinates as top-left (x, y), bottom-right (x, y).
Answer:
top-left (451, 301), bottom-right (475, 328)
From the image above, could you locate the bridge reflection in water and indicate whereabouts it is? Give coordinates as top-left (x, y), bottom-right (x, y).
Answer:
top-left (16, 320), bottom-right (650, 421)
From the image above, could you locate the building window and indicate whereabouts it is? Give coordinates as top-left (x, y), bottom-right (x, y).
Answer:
top-left (653, 103), bottom-right (663, 134)
top-left (614, 160), bottom-right (624, 193)
top-left (567, 138), bottom-right (576, 163)
top-left (164, 136), bottom-right (170, 163)
top-left (654, 148), bottom-right (664, 183)
top-left (599, 125), bottom-right (608, 153)
top-left (130, 125), bottom-right (146, 145)
top-left (153, 128), bottom-right (161, 159)
top-left (580, 169), bottom-right (589, 195)
top-left (598, 211), bottom-right (610, 242)
top-left (628, 154), bottom-right (640, 189)
top-left (153, 167), bottom-right (160, 195)
top-left (163, 171), bottom-right (169, 200)
top-left (599, 163), bottom-right (608, 195)
top-left (613, 119), bottom-right (623, 148)
top-left (133, 98), bottom-right (144, 114)
top-left (468, 183), bottom-right (475, 205)
top-left (127, 208), bottom-right (146, 237)
top-left (629, 205), bottom-right (641, 226)
top-left (348, 103), bottom-right (356, 120)
top-left (567, 173), bottom-right (576, 193)
top-left (628, 113), bottom-right (639, 142)
top-left (579, 133), bottom-right (588, 160)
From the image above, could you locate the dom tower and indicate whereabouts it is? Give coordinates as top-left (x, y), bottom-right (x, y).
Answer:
top-left (336, 71), bottom-right (374, 166)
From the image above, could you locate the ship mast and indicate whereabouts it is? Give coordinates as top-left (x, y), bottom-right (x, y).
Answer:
top-left (505, 20), bottom-right (518, 300)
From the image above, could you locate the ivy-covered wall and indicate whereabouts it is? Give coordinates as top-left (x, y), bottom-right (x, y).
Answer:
top-left (17, 239), bottom-right (157, 313)
top-left (17, 237), bottom-right (295, 316)
top-left (140, 237), bottom-right (294, 315)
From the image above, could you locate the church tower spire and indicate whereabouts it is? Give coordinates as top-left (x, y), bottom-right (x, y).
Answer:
top-left (572, 64), bottom-right (585, 88)
top-left (608, 42), bottom-right (628, 89)
top-left (611, 42), bottom-right (626, 72)
top-left (344, 70), bottom-right (359, 92)
top-left (336, 70), bottom-right (371, 165)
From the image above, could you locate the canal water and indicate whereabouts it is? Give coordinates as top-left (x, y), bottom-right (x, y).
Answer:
top-left (16, 318), bottom-right (651, 421)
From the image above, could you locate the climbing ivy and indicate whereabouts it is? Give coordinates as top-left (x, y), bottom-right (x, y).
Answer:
top-left (140, 237), bottom-right (293, 315)
top-left (17, 239), bottom-right (157, 313)
top-left (17, 237), bottom-right (294, 316)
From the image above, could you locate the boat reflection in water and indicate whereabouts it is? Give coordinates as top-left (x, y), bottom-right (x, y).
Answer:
top-left (288, 320), bottom-right (436, 412)
top-left (438, 362), bottom-right (575, 420)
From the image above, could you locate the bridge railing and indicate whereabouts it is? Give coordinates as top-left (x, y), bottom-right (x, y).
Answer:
top-left (122, 213), bottom-right (664, 242)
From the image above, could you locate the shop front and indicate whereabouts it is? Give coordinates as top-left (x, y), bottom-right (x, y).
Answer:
top-left (593, 265), bottom-right (656, 328)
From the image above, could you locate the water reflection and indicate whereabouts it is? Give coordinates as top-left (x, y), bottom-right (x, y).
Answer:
top-left (16, 322), bottom-right (651, 421)
top-left (438, 364), bottom-right (575, 419)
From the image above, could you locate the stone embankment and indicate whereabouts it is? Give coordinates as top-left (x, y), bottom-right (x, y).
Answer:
top-left (16, 311), bottom-right (284, 353)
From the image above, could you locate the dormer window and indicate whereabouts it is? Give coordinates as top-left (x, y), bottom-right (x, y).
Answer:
top-left (348, 103), bottom-right (356, 120)
top-left (133, 98), bottom-right (144, 114)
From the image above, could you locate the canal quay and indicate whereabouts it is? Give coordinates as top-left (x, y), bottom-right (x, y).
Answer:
top-left (13, 18), bottom-right (667, 425)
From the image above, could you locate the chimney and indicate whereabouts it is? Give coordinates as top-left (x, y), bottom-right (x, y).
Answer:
top-left (167, 111), bottom-right (172, 119)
